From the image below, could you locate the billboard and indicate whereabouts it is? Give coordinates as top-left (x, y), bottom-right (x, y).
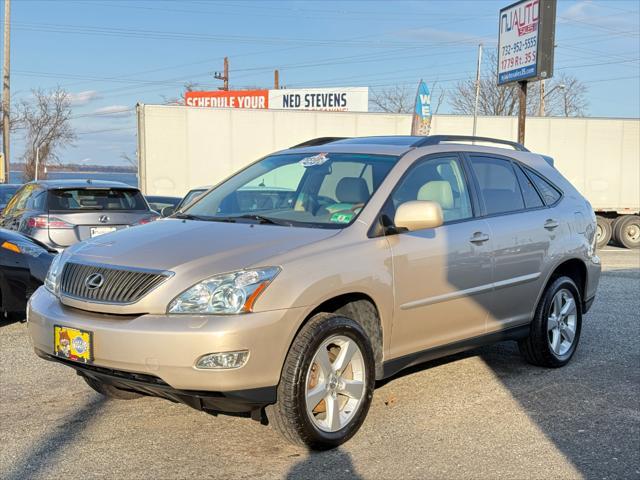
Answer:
top-left (497, 0), bottom-right (556, 85)
top-left (184, 90), bottom-right (268, 109)
top-left (185, 87), bottom-right (368, 112)
top-left (410, 81), bottom-right (432, 136)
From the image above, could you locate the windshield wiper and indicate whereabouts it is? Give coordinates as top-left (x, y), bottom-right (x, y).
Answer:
top-left (231, 214), bottom-right (292, 226)
top-left (173, 213), bottom-right (235, 222)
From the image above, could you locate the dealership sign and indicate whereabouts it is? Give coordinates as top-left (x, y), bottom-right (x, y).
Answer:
top-left (185, 87), bottom-right (368, 112)
top-left (497, 0), bottom-right (556, 85)
top-left (411, 81), bottom-right (432, 136)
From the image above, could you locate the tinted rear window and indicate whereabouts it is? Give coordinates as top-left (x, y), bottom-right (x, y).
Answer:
top-left (48, 189), bottom-right (148, 211)
top-left (469, 156), bottom-right (525, 215)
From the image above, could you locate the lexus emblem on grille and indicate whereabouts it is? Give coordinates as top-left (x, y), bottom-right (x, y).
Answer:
top-left (85, 273), bottom-right (105, 290)
top-left (98, 215), bottom-right (109, 224)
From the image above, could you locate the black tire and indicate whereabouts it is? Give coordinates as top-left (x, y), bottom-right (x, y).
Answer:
top-left (613, 215), bottom-right (640, 249)
top-left (519, 276), bottom-right (582, 368)
top-left (82, 375), bottom-right (144, 400)
top-left (595, 215), bottom-right (612, 249)
top-left (266, 313), bottom-right (375, 450)
top-left (611, 215), bottom-right (627, 246)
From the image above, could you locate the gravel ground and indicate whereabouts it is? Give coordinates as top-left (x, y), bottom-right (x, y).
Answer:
top-left (1, 248), bottom-right (638, 480)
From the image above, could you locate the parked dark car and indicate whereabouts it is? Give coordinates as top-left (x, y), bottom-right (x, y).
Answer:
top-left (160, 186), bottom-right (211, 217)
top-left (0, 228), bottom-right (55, 320)
top-left (0, 180), bottom-right (159, 250)
top-left (0, 184), bottom-right (21, 211)
top-left (145, 195), bottom-right (181, 214)
top-left (162, 185), bottom-right (297, 217)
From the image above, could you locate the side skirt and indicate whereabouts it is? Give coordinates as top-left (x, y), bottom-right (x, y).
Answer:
top-left (381, 324), bottom-right (531, 380)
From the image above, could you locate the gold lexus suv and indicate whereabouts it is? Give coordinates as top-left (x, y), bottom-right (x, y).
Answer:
top-left (27, 135), bottom-right (601, 449)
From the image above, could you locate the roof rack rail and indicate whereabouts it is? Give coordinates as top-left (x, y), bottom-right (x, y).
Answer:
top-left (290, 137), bottom-right (347, 148)
top-left (414, 135), bottom-right (529, 152)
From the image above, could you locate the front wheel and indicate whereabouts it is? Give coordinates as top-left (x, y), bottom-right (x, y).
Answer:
top-left (519, 276), bottom-right (582, 368)
top-left (267, 313), bottom-right (375, 450)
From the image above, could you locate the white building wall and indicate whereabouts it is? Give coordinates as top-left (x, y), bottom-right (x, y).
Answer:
top-left (138, 105), bottom-right (639, 211)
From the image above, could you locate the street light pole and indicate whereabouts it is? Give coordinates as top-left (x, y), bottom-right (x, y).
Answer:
top-left (35, 146), bottom-right (39, 181)
top-left (539, 82), bottom-right (565, 116)
top-left (472, 43), bottom-right (483, 137)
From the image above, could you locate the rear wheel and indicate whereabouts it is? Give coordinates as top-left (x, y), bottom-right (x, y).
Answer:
top-left (82, 375), bottom-right (143, 400)
top-left (613, 215), bottom-right (640, 249)
top-left (519, 276), bottom-right (582, 368)
top-left (266, 313), bottom-right (375, 450)
top-left (595, 215), bottom-right (612, 249)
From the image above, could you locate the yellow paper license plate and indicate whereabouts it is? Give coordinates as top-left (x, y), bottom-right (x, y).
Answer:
top-left (54, 325), bottom-right (93, 364)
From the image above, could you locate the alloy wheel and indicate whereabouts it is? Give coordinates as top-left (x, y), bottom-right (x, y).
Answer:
top-left (305, 335), bottom-right (366, 433)
top-left (547, 289), bottom-right (578, 357)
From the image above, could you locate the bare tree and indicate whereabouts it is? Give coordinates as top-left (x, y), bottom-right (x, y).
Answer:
top-left (452, 49), bottom-right (588, 117)
top-left (370, 85), bottom-right (414, 114)
top-left (370, 82), bottom-right (446, 114)
top-left (163, 81), bottom-right (203, 106)
top-left (550, 73), bottom-right (589, 117)
top-left (120, 151), bottom-right (137, 169)
top-left (16, 88), bottom-right (75, 181)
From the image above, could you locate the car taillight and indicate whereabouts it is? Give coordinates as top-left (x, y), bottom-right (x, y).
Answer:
top-left (26, 215), bottom-right (74, 229)
top-left (135, 215), bottom-right (159, 226)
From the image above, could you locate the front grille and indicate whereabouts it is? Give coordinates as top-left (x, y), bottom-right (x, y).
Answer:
top-left (60, 262), bottom-right (169, 304)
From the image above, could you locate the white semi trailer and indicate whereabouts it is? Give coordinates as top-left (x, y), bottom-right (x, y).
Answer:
top-left (137, 104), bottom-right (639, 248)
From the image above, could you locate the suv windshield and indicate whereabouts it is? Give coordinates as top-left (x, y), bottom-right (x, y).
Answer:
top-left (184, 152), bottom-right (397, 228)
top-left (48, 188), bottom-right (148, 211)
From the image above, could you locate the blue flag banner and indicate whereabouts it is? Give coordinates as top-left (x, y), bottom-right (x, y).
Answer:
top-left (411, 80), bottom-right (432, 136)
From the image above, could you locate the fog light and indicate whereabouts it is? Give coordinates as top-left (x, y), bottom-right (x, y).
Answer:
top-left (196, 350), bottom-right (249, 369)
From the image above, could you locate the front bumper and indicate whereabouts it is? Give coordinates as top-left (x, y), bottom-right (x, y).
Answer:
top-left (27, 287), bottom-right (306, 399)
top-left (38, 352), bottom-right (275, 413)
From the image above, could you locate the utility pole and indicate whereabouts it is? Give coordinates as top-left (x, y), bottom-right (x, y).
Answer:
top-left (472, 43), bottom-right (483, 137)
top-left (274, 69), bottom-right (279, 90)
top-left (2, 0), bottom-right (10, 183)
top-left (539, 79), bottom-right (545, 116)
top-left (517, 81), bottom-right (527, 144)
top-left (214, 57), bottom-right (229, 91)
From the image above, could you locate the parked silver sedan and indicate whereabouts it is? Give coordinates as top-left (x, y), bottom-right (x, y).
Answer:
top-left (0, 180), bottom-right (158, 251)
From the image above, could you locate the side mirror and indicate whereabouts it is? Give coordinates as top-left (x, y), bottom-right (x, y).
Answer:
top-left (161, 206), bottom-right (175, 217)
top-left (394, 201), bottom-right (443, 232)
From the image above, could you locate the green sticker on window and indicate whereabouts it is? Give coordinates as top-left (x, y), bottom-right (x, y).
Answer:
top-left (330, 212), bottom-right (354, 223)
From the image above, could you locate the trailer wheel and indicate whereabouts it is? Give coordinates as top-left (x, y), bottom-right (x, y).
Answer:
top-left (613, 215), bottom-right (640, 249)
top-left (595, 216), bottom-right (612, 249)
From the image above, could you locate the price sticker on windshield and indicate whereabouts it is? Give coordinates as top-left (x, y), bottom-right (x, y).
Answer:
top-left (300, 153), bottom-right (329, 167)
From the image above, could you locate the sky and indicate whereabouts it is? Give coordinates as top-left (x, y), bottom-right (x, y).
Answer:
top-left (2, 0), bottom-right (639, 167)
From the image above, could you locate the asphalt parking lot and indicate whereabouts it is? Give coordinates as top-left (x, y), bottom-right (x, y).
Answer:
top-left (1, 248), bottom-right (638, 480)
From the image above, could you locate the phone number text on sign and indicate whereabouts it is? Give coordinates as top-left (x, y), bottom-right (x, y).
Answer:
top-left (498, 0), bottom-right (540, 84)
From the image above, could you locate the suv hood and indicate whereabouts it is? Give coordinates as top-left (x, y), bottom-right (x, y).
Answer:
top-left (68, 218), bottom-right (339, 274)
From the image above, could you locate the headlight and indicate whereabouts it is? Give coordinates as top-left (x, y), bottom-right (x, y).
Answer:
top-left (44, 253), bottom-right (66, 295)
top-left (1, 240), bottom-right (46, 258)
top-left (168, 267), bottom-right (280, 315)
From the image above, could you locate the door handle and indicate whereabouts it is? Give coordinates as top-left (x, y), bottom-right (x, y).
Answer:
top-left (469, 232), bottom-right (490, 244)
top-left (544, 219), bottom-right (560, 230)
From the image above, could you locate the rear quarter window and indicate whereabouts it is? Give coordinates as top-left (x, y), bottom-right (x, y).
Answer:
top-left (48, 189), bottom-right (148, 211)
top-left (527, 169), bottom-right (562, 205)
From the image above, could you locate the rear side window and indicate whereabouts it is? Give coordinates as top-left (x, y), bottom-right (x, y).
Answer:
top-left (48, 189), bottom-right (148, 211)
top-left (469, 156), bottom-right (524, 215)
top-left (514, 165), bottom-right (544, 209)
top-left (528, 170), bottom-right (562, 205)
